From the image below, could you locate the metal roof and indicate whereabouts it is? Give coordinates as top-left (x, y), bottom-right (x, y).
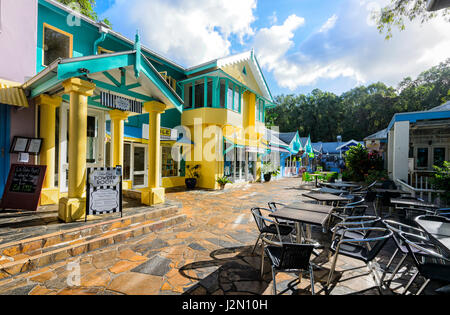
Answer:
top-left (364, 128), bottom-right (388, 141)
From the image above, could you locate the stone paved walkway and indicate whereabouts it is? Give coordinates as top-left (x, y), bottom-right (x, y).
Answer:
top-left (0, 178), bottom-right (443, 295)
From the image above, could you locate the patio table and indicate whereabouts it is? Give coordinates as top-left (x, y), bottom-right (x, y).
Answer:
top-left (324, 182), bottom-right (360, 192)
top-left (302, 192), bottom-right (352, 205)
top-left (390, 198), bottom-right (439, 209)
top-left (373, 188), bottom-right (410, 195)
top-left (415, 216), bottom-right (450, 257)
top-left (269, 203), bottom-right (333, 244)
top-left (314, 187), bottom-right (346, 195)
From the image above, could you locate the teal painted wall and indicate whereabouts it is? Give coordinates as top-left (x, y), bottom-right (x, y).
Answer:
top-left (126, 109), bottom-right (182, 129)
top-left (37, 0), bottom-right (185, 81)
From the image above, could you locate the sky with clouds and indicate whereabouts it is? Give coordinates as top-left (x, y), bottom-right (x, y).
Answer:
top-left (96, 0), bottom-right (450, 96)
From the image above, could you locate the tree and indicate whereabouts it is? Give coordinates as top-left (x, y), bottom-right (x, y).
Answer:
top-left (57, 0), bottom-right (111, 27)
top-left (376, 0), bottom-right (449, 39)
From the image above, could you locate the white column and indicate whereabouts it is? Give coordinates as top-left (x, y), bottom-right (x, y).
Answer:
top-left (392, 121), bottom-right (410, 182)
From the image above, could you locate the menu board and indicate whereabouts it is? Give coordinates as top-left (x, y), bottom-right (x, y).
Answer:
top-left (9, 137), bottom-right (43, 155)
top-left (0, 164), bottom-right (47, 211)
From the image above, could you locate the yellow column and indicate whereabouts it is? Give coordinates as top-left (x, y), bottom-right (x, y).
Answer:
top-left (58, 78), bottom-right (96, 223)
top-left (36, 94), bottom-right (62, 205)
top-left (141, 101), bottom-right (166, 206)
top-left (109, 110), bottom-right (130, 167)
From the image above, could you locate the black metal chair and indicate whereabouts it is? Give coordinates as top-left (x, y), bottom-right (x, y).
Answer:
top-left (265, 243), bottom-right (318, 295)
top-left (251, 207), bottom-right (294, 275)
top-left (434, 208), bottom-right (450, 218)
top-left (331, 216), bottom-right (382, 241)
top-left (398, 232), bottom-right (450, 295)
top-left (381, 220), bottom-right (429, 288)
top-left (327, 227), bottom-right (393, 287)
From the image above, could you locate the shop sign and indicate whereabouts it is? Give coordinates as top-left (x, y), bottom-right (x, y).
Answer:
top-left (86, 166), bottom-right (123, 220)
top-left (0, 164), bottom-right (47, 211)
top-left (101, 92), bottom-right (142, 113)
top-left (142, 125), bottom-right (178, 141)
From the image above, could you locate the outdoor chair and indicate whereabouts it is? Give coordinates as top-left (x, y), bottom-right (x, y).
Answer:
top-left (265, 243), bottom-right (318, 295)
top-left (435, 208), bottom-right (450, 218)
top-left (267, 202), bottom-right (297, 227)
top-left (327, 227), bottom-right (393, 287)
top-left (398, 232), bottom-right (450, 295)
top-left (331, 216), bottom-right (382, 241)
top-left (251, 207), bottom-right (294, 275)
top-left (381, 220), bottom-right (429, 288)
top-left (330, 196), bottom-right (367, 225)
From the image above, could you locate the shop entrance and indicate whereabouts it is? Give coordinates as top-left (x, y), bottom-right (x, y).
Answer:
top-left (0, 105), bottom-right (10, 197)
top-left (58, 103), bottom-right (106, 193)
top-left (132, 144), bottom-right (148, 188)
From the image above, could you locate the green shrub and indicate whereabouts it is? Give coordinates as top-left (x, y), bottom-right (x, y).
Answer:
top-left (344, 144), bottom-right (384, 182)
top-left (364, 169), bottom-right (388, 184)
top-left (431, 161), bottom-right (450, 204)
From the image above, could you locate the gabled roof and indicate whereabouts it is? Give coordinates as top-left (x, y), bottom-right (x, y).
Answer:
top-left (22, 50), bottom-right (183, 112)
top-left (279, 132), bottom-right (298, 145)
top-left (336, 140), bottom-right (363, 151)
top-left (185, 50), bottom-right (273, 102)
top-left (364, 128), bottom-right (388, 141)
top-left (429, 101), bottom-right (450, 112)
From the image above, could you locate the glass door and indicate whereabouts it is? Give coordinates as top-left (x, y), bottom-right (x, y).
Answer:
top-left (132, 144), bottom-right (147, 188)
top-left (59, 104), bottom-right (106, 193)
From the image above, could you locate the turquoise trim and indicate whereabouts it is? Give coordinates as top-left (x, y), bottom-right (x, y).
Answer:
top-left (57, 53), bottom-right (135, 81)
top-left (94, 32), bottom-right (107, 55)
top-left (89, 78), bottom-right (155, 102)
top-left (103, 71), bottom-right (121, 87)
top-left (134, 32), bottom-right (141, 78)
top-left (31, 75), bottom-right (64, 98)
top-left (185, 62), bottom-right (217, 76)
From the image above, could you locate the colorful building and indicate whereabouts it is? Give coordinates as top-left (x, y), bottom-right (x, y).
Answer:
top-left (0, 0), bottom-right (276, 222)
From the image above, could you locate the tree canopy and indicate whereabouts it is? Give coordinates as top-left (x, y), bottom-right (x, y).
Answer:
top-left (266, 58), bottom-right (450, 142)
top-left (57, 0), bottom-right (111, 26)
top-left (375, 0), bottom-right (449, 39)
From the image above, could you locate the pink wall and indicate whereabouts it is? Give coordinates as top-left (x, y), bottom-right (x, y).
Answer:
top-left (9, 104), bottom-right (36, 166)
top-left (0, 0), bottom-right (38, 83)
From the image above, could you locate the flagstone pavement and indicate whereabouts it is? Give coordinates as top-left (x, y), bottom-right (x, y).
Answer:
top-left (0, 177), bottom-right (441, 295)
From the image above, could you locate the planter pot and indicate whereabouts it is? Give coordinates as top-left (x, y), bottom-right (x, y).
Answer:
top-left (219, 184), bottom-right (226, 190)
top-left (264, 174), bottom-right (272, 182)
top-left (185, 178), bottom-right (197, 189)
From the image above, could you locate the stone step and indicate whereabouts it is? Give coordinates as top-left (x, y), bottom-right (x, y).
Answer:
top-left (0, 205), bottom-right (179, 258)
top-left (0, 213), bottom-right (187, 281)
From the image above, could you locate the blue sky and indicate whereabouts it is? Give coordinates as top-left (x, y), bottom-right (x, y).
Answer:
top-left (95, 0), bottom-right (450, 97)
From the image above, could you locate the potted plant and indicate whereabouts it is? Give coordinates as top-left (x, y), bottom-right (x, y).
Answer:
top-left (262, 162), bottom-right (280, 182)
top-left (216, 176), bottom-right (232, 190)
top-left (185, 164), bottom-right (200, 189)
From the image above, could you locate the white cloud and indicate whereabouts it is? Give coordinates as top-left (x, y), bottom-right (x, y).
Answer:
top-left (103, 0), bottom-right (257, 67)
top-left (254, 0), bottom-right (450, 92)
top-left (319, 14), bottom-right (338, 33)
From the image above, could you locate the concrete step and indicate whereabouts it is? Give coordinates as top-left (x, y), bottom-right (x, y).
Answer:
top-left (0, 206), bottom-right (187, 280)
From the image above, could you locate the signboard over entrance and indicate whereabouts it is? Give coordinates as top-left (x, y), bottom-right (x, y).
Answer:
top-left (100, 92), bottom-right (143, 114)
top-left (86, 166), bottom-right (123, 220)
top-left (0, 164), bottom-right (47, 211)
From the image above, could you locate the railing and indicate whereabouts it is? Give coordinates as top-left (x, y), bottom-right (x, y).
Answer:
top-left (396, 179), bottom-right (445, 205)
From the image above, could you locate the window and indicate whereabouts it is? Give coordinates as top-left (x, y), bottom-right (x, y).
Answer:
top-left (184, 84), bottom-right (193, 109)
top-left (162, 145), bottom-right (179, 177)
top-left (227, 83), bottom-right (234, 110)
top-left (86, 116), bottom-right (97, 163)
top-left (123, 143), bottom-right (131, 180)
top-left (207, 80), bottom-right (213, 107)
top-left (98, 46), bottom-right (114, 55)
top-left (433, 147), bottom-right (445, 167)
top-left (219, 79), bottom-right (226, 108)
top-left (417, 148), bottom-right (428, 168)
top-left (195, 80), bottom-right (204, 108)
top-left (43, 24), bottom-right (73, 66)
top-left (234, 86), bottom-right (240, 111)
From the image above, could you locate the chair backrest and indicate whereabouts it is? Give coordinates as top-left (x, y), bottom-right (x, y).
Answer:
top-left (367, 181), bottom-right (377, 190)
top-left (251, 208), bottom-right (268, 232)
top-left (349, 205), bottom-right (368, 217)
top-left (382, 219), bottom-right (427, 249)
top-left (279, 243), bottom-right (315, 270)
top-left (365, 228), bottom-right (393, 261)
top-left (347, 195), bottom-right (365, 207)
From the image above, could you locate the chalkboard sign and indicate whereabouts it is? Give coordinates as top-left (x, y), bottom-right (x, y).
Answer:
top-left (0, 164), bottom-right (47, 211)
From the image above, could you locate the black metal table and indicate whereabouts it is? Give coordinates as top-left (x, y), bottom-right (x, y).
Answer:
top-left (415, 216), bottom-right (450, 257)
top-left (303, 192), bottom-right (352, 205)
